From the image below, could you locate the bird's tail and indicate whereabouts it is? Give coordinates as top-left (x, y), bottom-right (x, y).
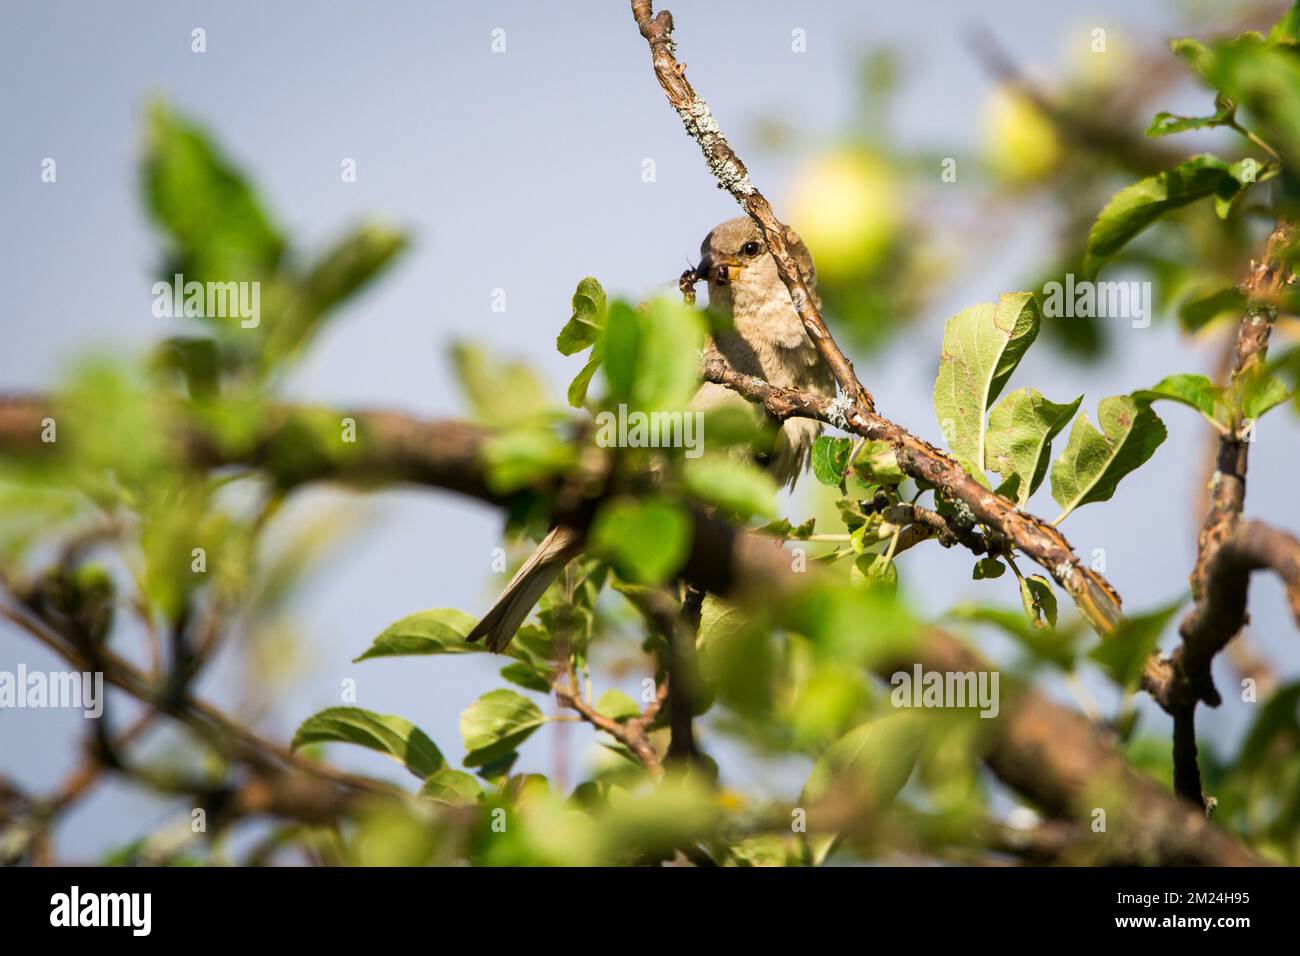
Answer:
top-left (466, 526), bottom-right (586, 653)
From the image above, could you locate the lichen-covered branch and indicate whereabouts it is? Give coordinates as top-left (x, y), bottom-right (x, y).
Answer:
top-left (1141, 221), bottom-right (1300, 809)
top-left (698, 358), bottom-right (1123, 634)
top-left (641, 6), bottom-right (1125, 637)
top-left (631, 1), bottom-right (873, 414)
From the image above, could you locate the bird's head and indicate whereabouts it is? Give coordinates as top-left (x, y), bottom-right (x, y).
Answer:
top-left (694, 216), bottom-right (816, 310)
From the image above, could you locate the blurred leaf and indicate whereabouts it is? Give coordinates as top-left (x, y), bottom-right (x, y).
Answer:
top-left (803, 712), bottom-right (924, 808)
top-left (500, 662), bottom-right (552, 693)
top-left (1145, 103), bottom-right (1233, 138)
top-left (1170, 37), bottom-right (1215, 79)
top-left (1236, 682), bottom-right (1300, 771)
top-left (483, 426), bottom-right (577, 494)
top-left (450, 343), bottom-right (551, 427)
top-left (724, 834), bottom-right (802, 867)
top-left (460, 689), bottom-right (547, 768)
top-left (933, 293), bottom-right (1040, 480)
top-left (1050, 396), bottom-right (1167, 523)
top-left (354, 608), bottom-right (482, 661)
top-left (1089, 601), bottom-right (1182, 690)
top-left (602, 301), bottom-right (640, 402)
top-left (985, 388), bottom-right (1081, 505)
top-left (632, 297), bottom-right (706, 411)
top-left (1178, 282), bottom-right (1246, 333)
top-left (601, 297), bottom-right (705, 411)
top-left (303, 223), bottom-right (406, 312)
top-left (143, 102), bottom-right (284, 279)
top-left (1084, 156), bottom-right (1242, 278)
top-left (1235, 364), bottom-right (1291, 420)
top-left (757, 516), bottom-right (817, 539)
top-left (420, 768), bottom-right (484, 807)
top-left (1269, 2), bottom-right (1300, 42)
top-left (595, 689), bottom-right (641, 722)
top-left (291, 707), bottom-right (444, 779)
top-left (853, 552), bottom-right (898, 594)
top-left (948, 603), bottom-right (1077, 669)
top-left (1200, 35), bottom-right (1300, 171)
top-left (683, 459), bottom-right (778, 520)
top-left (151, 336), bottom-right (219, 399)
top-left (591, 496), bottom-right (692, 585)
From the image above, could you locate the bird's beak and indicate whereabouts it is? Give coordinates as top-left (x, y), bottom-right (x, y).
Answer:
top-left (695, 253), bottom-right (744, 286)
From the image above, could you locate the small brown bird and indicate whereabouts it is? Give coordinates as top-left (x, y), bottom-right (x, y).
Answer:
top-left (466, 216), bottom-right (834, 652)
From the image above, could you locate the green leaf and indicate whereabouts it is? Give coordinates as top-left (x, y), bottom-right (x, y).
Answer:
top-left (851, 439), bottom-right (905, 485)
top-left (1050, 396), bottom-right (1167, 523)
top-left (1019, 574), bottom-right (1058, 630)
top-left (1236, 364), bottom-right (1292, 421)
top-left (450, 343), bottom-right (550, 426)
top-left (1089, 601), bottom-right (1182, 690)
top-left (972, 557), bottom-right (1005, 580)
top-left (803, 713), bottom-right (924, 808)
top-left (1145, 105), bottom-right (1232, 139)
top-left (948, 603), bottom-right (1078, 669)
top-left (811, 436), bottom-right (853, 486)
top-left (1269, 2), bottom-right (1300, 42)
top-left (483, 426), bottom-right (577, 493)
top-left (985, 388), bottom-right (1082, 505)
top-left (1170, 38), bottom-right (1215, 79)
top-left (1199, 35), bottom-right (1300, 168)
top-left (143, 102), bottom-right (284, 280)
top-left (500, 662), bottom-right (553, 693)
top-left (556, 277), bottom-right (607, 355)
top-left (1178, 282), bottom-right (1245, 333)
top-left (590, 496), bottom-right (692, 584)
top-left (1236, 682), bottom-right (1300, 771)
top-left (354, 608), bottom-right (482, 661)
top-left (595, 689), bottom-right (641, 722)
top-left (291, 707), bottom-right (444, 779)
top-left (632, 297), bottom-right (706, 410)
top-left (1134, 374), bottom-right (1227, 429)
top-left (697, 594), bottom-right (748, 652)
top-left (602, 301), bottom-right (640, 402)
top-left (460, 689), bottom-right (547, 767)
top-left (567, 348), bottom-right (603, 409)
top-left (683, 459), bottom-right (778, 520)
top-left (602, 297), bottom-right (705, 411)
top-left (932, 293), bottom-right (1040, 480)
top-left (1083, 155), bottom-right (1242, 278)
top-left (757, 517), bottom-right (816, 539)
top-left (420, 768), bottom-right (484, 807)
top-left (852, 553), bottom-right (898, 594)
top-left (303, 223), bottom-right (407, 314)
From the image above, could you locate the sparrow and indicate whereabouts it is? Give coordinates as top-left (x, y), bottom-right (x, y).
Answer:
top-left (466, 216), bottom-right (835, 652)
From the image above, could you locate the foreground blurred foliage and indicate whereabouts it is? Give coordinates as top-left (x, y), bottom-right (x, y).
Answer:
top-left (4, 3), bottom-right (1300, 867)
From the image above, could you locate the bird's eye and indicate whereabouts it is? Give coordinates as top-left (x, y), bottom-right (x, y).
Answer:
top-left (741, 240), bottom-right (762, 256)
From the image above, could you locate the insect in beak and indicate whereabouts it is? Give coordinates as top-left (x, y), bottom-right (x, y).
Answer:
top-left (694, 253), bottom-right (744, 286)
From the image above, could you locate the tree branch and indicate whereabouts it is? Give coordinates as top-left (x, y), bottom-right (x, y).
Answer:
top-left (631, 4), bottom-right (1126, 636)
top-left (631, 0), bottom-right (872, 413)
top-left (0, 393), bottom-right (1267, 862)
top-left (698, 357), bottom-right (1123, 634)
top-left (1139, 221), bottom-right (1300, 808)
